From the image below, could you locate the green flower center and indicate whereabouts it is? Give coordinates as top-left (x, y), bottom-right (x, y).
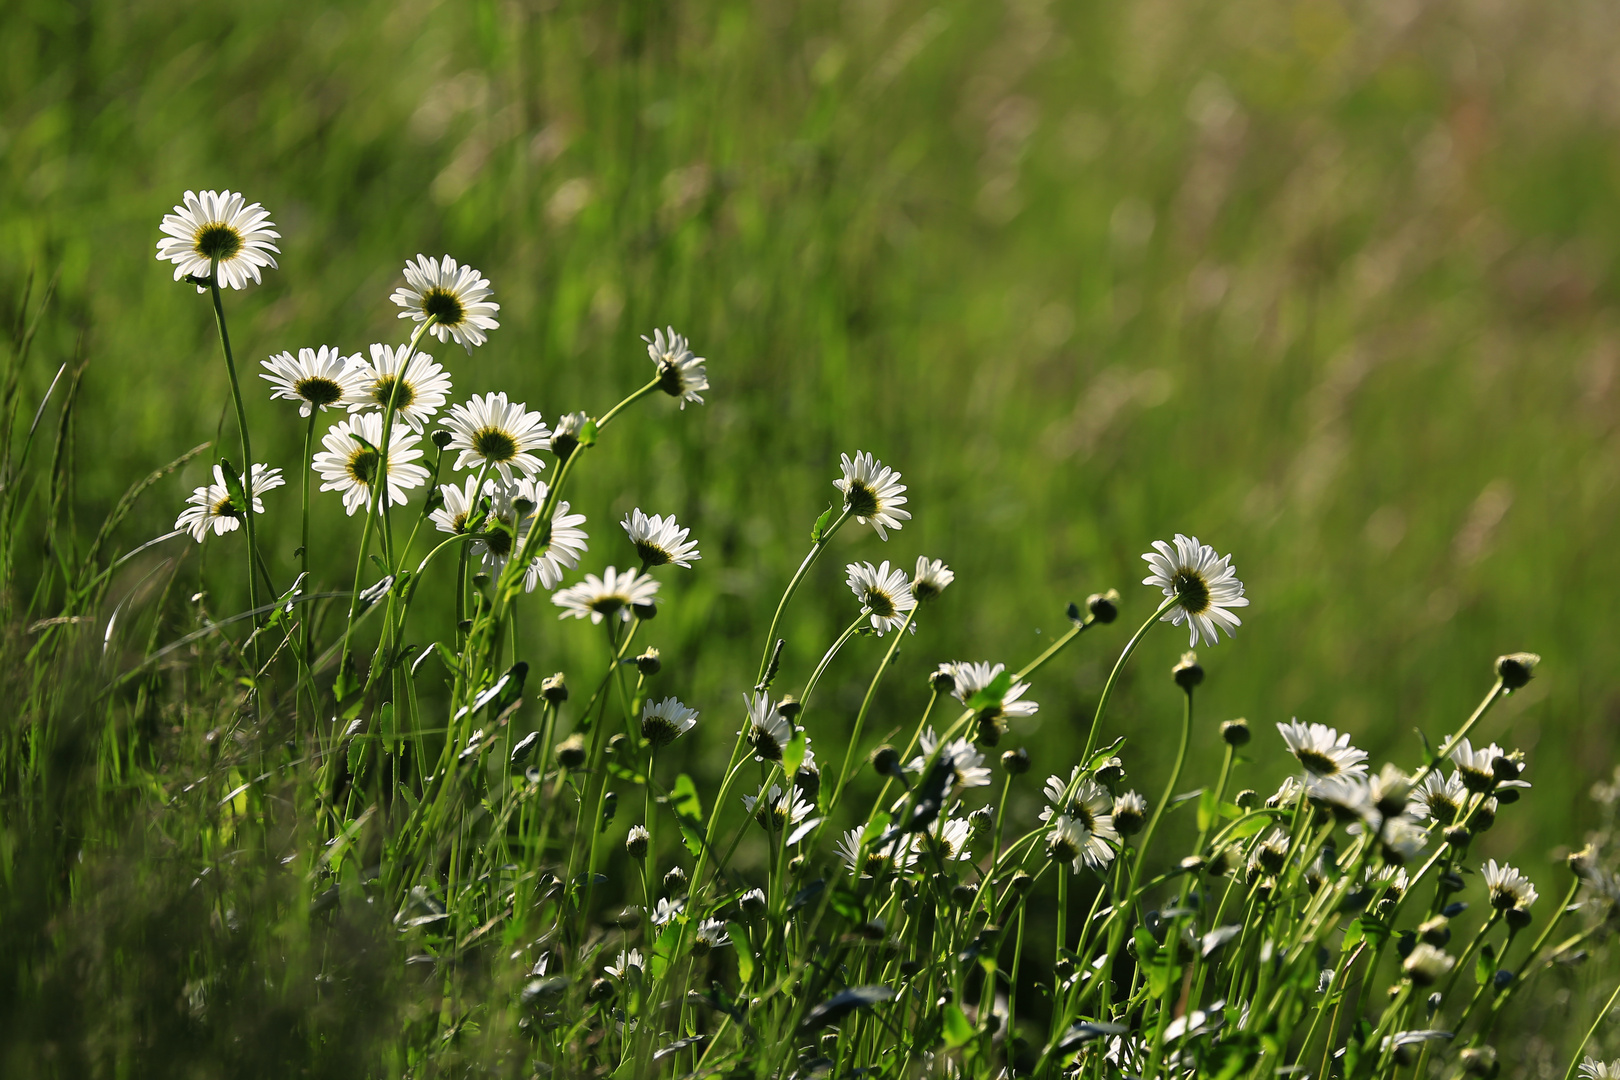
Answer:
top-left (372, 375), bottom-right (416, 411)
top-left (473, 427), bottom-right (519, 462)
top-left (193, 223), bottom-right (243, 261)
top-left (422, 287), bottom-right (466, 326)
top-left (295, 376), bottom-right (343, 407)
top-left (347, 447), bottom-right (379, 487)
top-left (845, 480), bottom-right (879, 518)
top-left (1172, 568), bottom-right (1211, 614)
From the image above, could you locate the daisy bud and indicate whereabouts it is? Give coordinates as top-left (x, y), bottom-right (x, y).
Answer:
top-left (739, 888), bottom-right (767, 921)
top-left (1495, 652), bottom-right (1539, 691)
top-left (1569, 844), bottom-right (1597, 878)
top-left (1001, 747), bottom-right (1030, 775)
top-left (1418, 915), bottom-right (1451, 946)
top-left (929, 665), bottom-right (957, 694)
top-left (635, 648), bottom-right (662, 676)
top-left (472, 570), bottom-right (491, 588)
top-left (588, 977), bottom-right (615, 1002)
top-left (1207, 846), bottom-right (1233, 877)
top-left (1439, 871), bottom-right (1465, 893)
top-left (1087, 590), bottom-right (1120, 624)
top-left (550, 412), bottom-right (589, 461)
top-left (431, 429), bottom-right (454, 449)
top-left (1234, 789), bottom-right (1257, 808)
top-left (951, 884), bottom-right (976, 907)
top-left (1444, 826), bottom-right (1471, 848)
top-left (541, 672), bottom-right (568, 704)
top-left (1459, 1045), bottom-right (1496, 1076)
top-left (1112, 791), bottom-right (1147, 836)
top-left (1094, 757), bottom-right (1126, 788)
top-left (1172, 651), bottom-right (1204, 689)
top-left (968, 805), bottom-right (995, 840)
top-left (1507, 905), bottom-right (1534, 930)
top-left (1472, 798), bottom-right (1498, 833)
top-left (663, 866), bottom-right (688, 894)
top-left (975, 714), bottom-right (1005, 746)
top-left (789, 854), bottom-right (807, 876)
top-left (615, 906), bottom-right (641, 928)
top-left (1402, 943), bottom-right (1455, 987)
top-left (608, 734), bottom-right (630, 758)
top-left (1221, 718), bottom-right (1251, 746)
top-left (776, 696), bottom-right (802, 721)
top-left (1011, 871), bottom-right (1035, 892)
top-left (633, 599), bottom-right (658, 621)
top-left (872, 745), bottom-right (901, 777)
top-left (556, 734), bottom-right (587, 770)
top-left (1492, 968), bottom-right (1514, 991)
top-left (626, 825), bottom-right (650, 859)
top-left (1491, 752), bottom-right (1522, 783)
top-left (1180, 855), bottom-right (1206, 873)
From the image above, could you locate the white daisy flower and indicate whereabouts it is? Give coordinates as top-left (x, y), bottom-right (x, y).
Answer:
top-left (1579, 1059), bottom-right (1620, 1080)
top-left (911, 556), bottom-right (954, 601)
top-left (845, 560), bottom-right (917, 635)
top-left (1449, 739), bottom-right (1530, 795)
top-left (604, 948), bottom-right (644, 979)
top-left (521, 484), bottom-right (590, 593)
top-left (175, 463), bottom-right (285, 541)
top-left (1483, 859), bottom-right (1538, 911)
top-left (1047, 807), bottom-right (1117, 873)
top-left (622, 509), bottom-right (700, 568)
top-left (1140, 534), bottom-right (1250, 647)
top-left (742, 784), bottom-right (815, 832)
top-left (642, 696), bottom-right (698, 747)
top-left (1367, 864), bottom-right (1409, 901)
top-left (1277, 720), bottom-right (1369, 779)
top-left (390, 254), bottom-right (500, 351)
top-left (1248, 828), bottom-right (1292, 878)
top-left (551, 567), bottom-right (659, 623)
top-left (644, 326), bottom-right (708, 408)
top-left (1375, 817), bottom-right (1429, 865)
top-left (261, 346), bottom-right (364, 417)
top-left (156, 189), bottom-right (279, 291)
top-left (441, 392), bottom-right (550, 484)
top-left (837, 827), bottom-right (919, 877)
top-left (1402, 943), bottom-right (1455, 986)
top-left (907, 729), bottom-right (993, 793)
top-left (1409, 771), bottom-right (1468, 825)
top-left (312, 413), bottom-right (429, 516)
top-left (550, 410), bottom-right (590, 458)
top-left (1369, 763), bottom-right (1413, 816)
top-left (947, 661), bottom-right (1039, 719)
top-left (343, 343), bottom-right (452, 432)
top-left (1111, 791), bottom-right (1148, 836)
top-left (742, 693), bottom-right (793, 762)
top-left (429, 475), bottom-right (487, 537)
top-left (1306, 774), bottom-right (1374, 821)
top-left (928, 816), bottom-right (974, 861)
top-left (651, 897), bottom-right (685, 927)
top-left (1039, 772), bottom-right (1117, 842)
top-left (834, 451), bottom-right (911, 539)
top-left (692, 919), bottom-right (730, 954)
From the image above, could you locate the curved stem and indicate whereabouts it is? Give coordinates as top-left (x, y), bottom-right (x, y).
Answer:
top-left (831, 606), bottom-right (918, 808)
top-left (1562, 974), bottom-right (1620, 1080)
top-left (756, 508), bottom-right (852, 684)
top-left (299, 410), bottom-right (317, 665)
top-left (206, 272), bottom-right (263, 633)
top-left (1081, 595), bottom-right (1177, 764)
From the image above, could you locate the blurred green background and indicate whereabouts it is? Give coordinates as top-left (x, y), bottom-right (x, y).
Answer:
top-left (4, 0), bottom-right (1618, 880)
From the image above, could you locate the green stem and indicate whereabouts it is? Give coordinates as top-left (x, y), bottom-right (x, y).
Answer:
top-left (1562, 974), bottom-right (1620, 1080)
top-left (1081, 595), bottom-right (1177, 764)
top-left (756, 507), bottom-right (852, 684)
top-left (831, 606), bottom-right (918, 807)
top-left (206, 271), bottom-right (263, 631)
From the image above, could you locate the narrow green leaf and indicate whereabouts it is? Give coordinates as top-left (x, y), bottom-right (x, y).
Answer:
top-left (782, 729), bottom-right (807, 779)
top-left (1197, 787), bottom-right (1218, 832)
top-left (1341, 918), bottom-right (1364, 953)
top-left (731, 926), bottom-right (754, 985)
top-left (966, 670), bottom-right (1014, 711)
top-left (216, 458), bottom-right (247, 513)
top-left (942, 1003), bottom-right (974, 1049)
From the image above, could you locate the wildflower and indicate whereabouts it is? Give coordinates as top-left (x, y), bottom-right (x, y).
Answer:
top-left (1403, 943), bottom-right (1455, 986)
top-left (948, 661), bottom-right (1039, 719)
top-left (691, 919), bottom-right (730, 955)
top-left (845, 560), bottom-right (917, 635)
top-left (1377, 818), bottom-right (1429, 865)
top-left (549, 410), bottom-right (589, 460)
top-left (643, 326), bottom-right (709, 407)
top-left (604, 948), bottom-right (644, 979)
top-left (834, 451), bottom-right (911, 539)
top-left (641, 696), bottom-right (698, 747)
top-left (156, 189), bottom-right (279, 290)
top-left (1496, 652), bottom-right (1540, 691)
top-left (1172, 650), bottom-right (1204, 689)
top-left (1267, 776), bottom-right (1304, 808)
top-left (622, 509), bottom-right (700, 568)
top-left (636, 648), bottom-right (662, 676)
top-left (175, 463), bottom-right (285, 541)
top-left (521, 483), bottom-right (590, 592)
top-left (1277, 720), bottom-right (1369, 779)
top-left (1222, 718), bottom-right (1251, 746)
top-left (1369, 764), bottom-right (1413, 818)
top-left (1483, 859), bottom-right (1538, 912)
top-left (908, 729), bottom-right (993, 793)
top-left (739, 888), bottom-right (768, 920)
top-left (1111, 791), bottom-right (1148, 836)
top-left (742, 784), bottom-right (814, 832)
top-left (1306, 774), bottom-right (1373, 823)
top-left (837, 827), bottom-right (918, 877)
top-left (911, 557), bottom-right (954, 601)
top-left (343, 343), bottom-right (452, 432)
top-left (928, 816), bottom-right (974, 861)
top-left (1409, 771), bottom-right (1468, 825)
top-left (441, 392), bottom-right (550, 483)
top-left (1249, 829), bottom-right (1290, 877)
top-left (1047, 808), bottom-right (1117, 873)
top-left (795, 739), bottom-right (822, 801)
top-left (740, 694), bottom-right (792, 762)
top-left (1001, 747), bottom-right (1031, 775)
top-left (552, 567), bottom-right (659, 623)
top-left (391, 254), bottom-right (500, 351)
top-left (1140, 534), bottom-right (1249, 647)
top-left (1579, 1059), bottom-right (1620, 1080)
top-left (429, 475), bottom-right (486, 537)
top-left (1368, 865), bottom-right (1409, 901)
top-left (313, 413), bottom-right (429, 515)
top-left (651, 897), bottom-right (684, 927)
top-left (261, 346), bottom-right (364, 417)
top-left (663, 867), bottom-right (688, 894)
top-left (626, 826), bottom-right (650, 859)
top-left (1450, 739), bottom-right (1529, 795)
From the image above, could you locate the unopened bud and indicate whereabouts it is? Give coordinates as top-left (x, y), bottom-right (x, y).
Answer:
top-left (663, 866), bottom-right (688, 894)
top-left (975, 714), bottom-right (1005, 746)
top-left (632, 600), bottom-right (658, 621)
top-left (1001, 747), bottom-right (1030, 775)
top-left (1179, 855), bottom-right (1206, 874)
top-left (1505, 906), bottom-right (1533, 931)
top-left (1472, 798), bottom-right (1497, 833)
top-left (430, 428), bottom-right (454, 449)
top-left (1087, 590), bottom-right (1120, 624)
top-left (929, 665), bottom-right (957, 693)
top-left (1172, 651), bottom-right (1204, 689)
top-left (626, 825), bottom-right (650, 859)
top-left (1234, 789), bottom-right (1257, 809)
top-left (776, 696), bottom-right (802, 721)
top-left (1495, 653), bottom-right (1538, 691)
top-left (1221, 718), bottom-right (1250, 746)
top-left (1418, 915), bottom-right (1450, 946)
top-left (1570, 844), bottom-right (1597, 878)
top-left (1444, 826), bottom-right (1471, 848)
top-left (588, 977), bottom-right (615, 1001)
top-left (872, 745), bottom-right (901, 776)
top-left (1207, 847), bottom-right (1233, 878)
top-left (1459, 1045), bottom-right (1496, 1076)
top-left (635, 648), bottom-right (661, 676)
top-left (600, 791), bottom-right (618, 826)
top-left (951, 884), bottom-right (976, 907)
top-left (739, 889), bottom-right (767, 920)
top-left (608, 733), bottom-right (630, 758)
top-left (789, 854), bottom-right (807, 876)
top-left (541, 672), bottom-right (569, 704)
top-left (1491, 753), bottom-right (1522, 783)
top-left (1010, 871), bottom-right (1035, 892)
top-left (556, 734), bottom-right (587, 770)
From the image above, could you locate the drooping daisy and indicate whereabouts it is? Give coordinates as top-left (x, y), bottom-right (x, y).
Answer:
top-left (1377, 817), bottom-right (1430, 865)
top-left (312, 413), bottom-right (429, 516)
top-left (948, 661), bottom-right (1039, 719)
top-left (845, 560), bottom-right (917, 635)
top-left (261, 346), bottom-right (364, 417)
top-left (911, 557), bottom-right (954, 601)
top-left (156, 189), bottom-right (279, 291)
top-left (1277, 720), bottom-right (1369, 779)
top-left (604, 949), bottom-right (644, 979)
top-left (907, 729), bottom-right (993, 793)
top-left (742, 693), bottom-right (793, 762)
top-left (343, 343), bottom-right (452, 431)
top-left (441, 392), bottom-right (550, 483)
top-left (1483, 859), bottom-right (1538, 911)
top-left (429, 475), bottom-right (488, 537)
top-left (644, 327), bottom-right (708, 408)
top-left (175, 463), bottom-right (286, 541)
top-left (1140, 534), bottom-right (1249, 647)
top-left (1369, 763), bottom-right (1413, 817)
top-left (928, 816), bottom-right (975, 861)
top-left (742, 784), bottom-right (815, 833)
top-left (390, 254), bottom-right (500, 351)
top-left (521, 483), bottom-right (590, 593)
top-left (1409, 771), bottom-right (1468, 825)
top-left (622, 509), bottom-right (700, 568)
top-left (1450, 739), bottom-right (1530, 795)
top-left (691, 919), bottom-right (730, 954)
top-left (642, 697), bottom-right (698, 747)
top-left (552, 567), bottom-right (659, 623)
top-left (834, 451), bottom-right (911, 539)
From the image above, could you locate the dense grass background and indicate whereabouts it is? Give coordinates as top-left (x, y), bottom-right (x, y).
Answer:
top-left (4, 0), bottom-right (1620, 1052)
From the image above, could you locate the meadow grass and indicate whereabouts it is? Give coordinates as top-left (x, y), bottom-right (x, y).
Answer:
top-left (3, 0), bottom-right (1620, 1076)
